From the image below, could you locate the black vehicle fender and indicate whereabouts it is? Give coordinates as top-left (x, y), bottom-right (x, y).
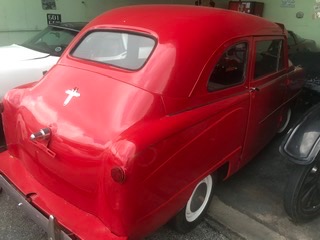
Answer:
top-left (280, 103), bottom-right (320, 165)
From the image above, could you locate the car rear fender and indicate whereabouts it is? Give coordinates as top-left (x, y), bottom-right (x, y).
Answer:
top-left (280, 103), bottom-right (320, 165)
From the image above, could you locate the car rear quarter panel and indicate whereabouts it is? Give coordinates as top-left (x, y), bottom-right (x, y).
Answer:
top-left (109, 90), bottom-right (250, 237)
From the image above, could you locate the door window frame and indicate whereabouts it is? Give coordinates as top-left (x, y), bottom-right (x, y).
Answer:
top-left (207, 41), bottom-right (249, 92)
top-left (252, 36), bottom-right (286, 81)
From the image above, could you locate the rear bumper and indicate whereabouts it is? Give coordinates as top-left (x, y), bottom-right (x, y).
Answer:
top-left (0, 175), bottom-right (71, 240)
top-left (0, 150), bottom-right (127, 240)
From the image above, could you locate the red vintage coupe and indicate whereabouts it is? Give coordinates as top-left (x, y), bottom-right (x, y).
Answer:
top-left (0, 5), bottom-right (304, 240)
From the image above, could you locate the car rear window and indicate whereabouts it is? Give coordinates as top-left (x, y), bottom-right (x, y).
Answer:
top-left (71, 31), bottom-right (155, 70)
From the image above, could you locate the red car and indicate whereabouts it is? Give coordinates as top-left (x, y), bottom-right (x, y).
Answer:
top-left (0, 5), bottom-right (304, 240)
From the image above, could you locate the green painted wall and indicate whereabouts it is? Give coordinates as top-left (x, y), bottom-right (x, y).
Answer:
top-left (0, 0), bottom-right (88, 45)
top-left (261, 0), bottom-right (320, 48)
top-left (0, 0), bottom-right (180, 45)
top-left (4, 0), bottom-right (318, 48)
top-left (0, 0), bottom-right (228, 46)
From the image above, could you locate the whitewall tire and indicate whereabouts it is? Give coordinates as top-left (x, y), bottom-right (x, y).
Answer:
top-left (170, 173), bottom-right (217, 233)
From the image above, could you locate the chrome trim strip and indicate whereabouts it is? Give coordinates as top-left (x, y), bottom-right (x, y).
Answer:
top-left (0, 175), bottom-right (72, 240)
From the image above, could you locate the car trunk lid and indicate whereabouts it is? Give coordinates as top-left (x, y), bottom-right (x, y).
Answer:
top-left (3, 64), bottom-right (162, 217)
top-left (0, 44), bottom-right (50, 62)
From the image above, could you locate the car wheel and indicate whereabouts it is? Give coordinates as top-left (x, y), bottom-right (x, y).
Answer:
top-left (278, 108), bottom-right (291, 133)
top-left (284, 155), bottom-right (320, 222)
top-left (170, 173), bottom-right (217, 233)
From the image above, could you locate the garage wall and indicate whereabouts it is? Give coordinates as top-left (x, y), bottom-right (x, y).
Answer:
top-left (0, 0), bottom-right (230, 46)
top-left (3, 0), bottom-right (317, 47)
top-left (0, 0), bottom-right (91, 46)
top-left (0, 0), bottom-right (179, 46)
top-left (258, 0), bottom-right (320, 48)
top-left (87, 0), bottom-right (178, 19)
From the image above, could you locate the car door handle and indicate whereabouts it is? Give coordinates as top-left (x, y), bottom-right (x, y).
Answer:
top-left (250, 87), bottom-right (260, 92)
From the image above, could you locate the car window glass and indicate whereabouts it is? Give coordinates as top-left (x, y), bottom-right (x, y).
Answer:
top-left (71, 31), bottom-right (155, 70)
top-left (22, 26), bottom-right (78, 56)
top-left (207, 42), bottom-right (248, 92)
top-left (254, 39), bottom-right (284, 79)
top-left (40, 30), bottom-right (74, 46)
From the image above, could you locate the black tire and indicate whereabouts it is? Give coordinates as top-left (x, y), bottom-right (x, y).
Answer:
top-left (278, 108), bottom-right (291, 133)
top-left (170, 173), bottom-right (217, 233)
top-left (284, 156), bottom-right (320, 222)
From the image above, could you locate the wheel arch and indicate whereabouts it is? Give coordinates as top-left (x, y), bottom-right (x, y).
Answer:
top-left (216, 162), bottom-right (230, 181)
top-left (280, 103), bottom-right (320, 165)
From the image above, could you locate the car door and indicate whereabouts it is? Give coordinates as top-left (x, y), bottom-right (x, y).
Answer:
top-left (241, 37), bottom-right (287, 167)
top-left (193, 40), bottom-right (251, 176)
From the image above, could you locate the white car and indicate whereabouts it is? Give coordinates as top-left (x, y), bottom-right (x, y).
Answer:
top-left (0, 22), bottom-right (86, 99)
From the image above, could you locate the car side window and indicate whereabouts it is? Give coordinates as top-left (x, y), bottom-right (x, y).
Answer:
top-left (207, 42), bottom-right (248, 92)
top-left (254, 39), bottom-right (284, 79)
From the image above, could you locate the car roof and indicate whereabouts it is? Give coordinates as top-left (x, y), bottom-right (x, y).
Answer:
top-left (87, 5), bottom-right (283, 37)
top-left (50, 22), bottom-right (88, 32)
top-left (69, 5), bottom-right (285, 98)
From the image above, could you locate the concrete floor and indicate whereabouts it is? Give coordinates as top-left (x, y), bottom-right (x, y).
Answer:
top-left (212, 134), bottom-right (320, 240)
top-left (210, 95), bottom-right (320, 240)
top-left (0, 191), bottom-right (229, 240)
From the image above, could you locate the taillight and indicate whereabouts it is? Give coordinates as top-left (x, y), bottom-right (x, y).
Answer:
top-left (0, 102), bottom-right (3, 113)
top-left (111, 167), bottom-right (126, 184)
